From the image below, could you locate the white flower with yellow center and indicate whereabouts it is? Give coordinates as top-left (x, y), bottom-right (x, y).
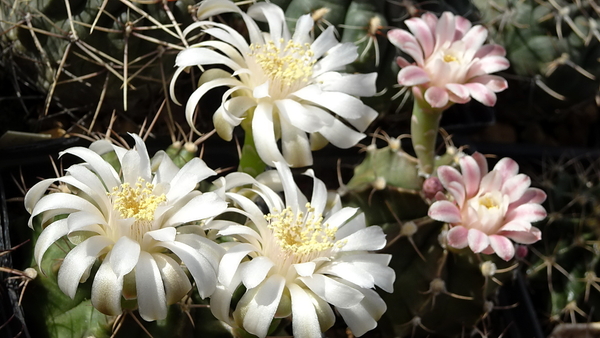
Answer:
top-left (170, 0), bottom-right (378, 167)
top-left (207, 162), bottom-right (394, 337)
top-left (24, 134), bottom-right (227, 321)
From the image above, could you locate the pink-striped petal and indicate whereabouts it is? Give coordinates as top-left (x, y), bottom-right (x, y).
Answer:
top-left (396, 56), bottom-right (412, 68)
top-left (397, 66), bottom-right (430, 86)
top-left (446, 83), bottom-right (470, 101)
top-left (428, 200), bottom-right (462, 223)
top-left (471, 152), bottom-right (488, 177)
top-left (406, 17), bottom-right (435, 57)
top-left (454, 15), bottom-right (472, 38)
top-left (459, 155), bottom-right (481, 198)
top-left (474, 44), bottom-right (506, 58)
top-left (471, 75), bottom-right (508, 92)
top-left (424, 86), bottom-right (449, 108)
top-left (498, 220), bottom-right (531, 232)
top-left (447, 226), bottom-right (469, 248)
top-left (501, 174), bottom-right (531, 203)
top-left (461, 25), bottom-right (487, 51)
top-left (505, 203), bottom-right (547, 223)
top-left (435, 12), bottom-right (456, 50)
top-left (479, 170), bottom-right (502, 194)
top-left (467, 56), bottom-right (510, 78)
top-left (510, 188), bottom-right (547, 207)
top-left (488, 235), bottom-right (515, 261)
top-left (465, 82), bottom-right (497, 106)
top-left (387, 29), bottom-right (425, 65)
top-left (493, 157), bottom-right (519, 181)
top-left (502, 227), bottom-right (542, 244)
top-left (468, 228), bottom-right (489, 253)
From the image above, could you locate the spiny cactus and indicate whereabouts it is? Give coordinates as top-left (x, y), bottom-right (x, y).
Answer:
top-left (0, 0), bottom-right (197, 134)
top-left (473, 0), bottom-right (600, 112)
top-left (525, 155), bottom-right (600, 335)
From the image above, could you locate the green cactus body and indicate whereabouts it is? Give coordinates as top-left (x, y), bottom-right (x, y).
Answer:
top-left (2, 0), bottom-right (196, 124)
top-left (525, 157), bottom-right (600, 331)
top-left (473, 0), bottom-right (600, 110)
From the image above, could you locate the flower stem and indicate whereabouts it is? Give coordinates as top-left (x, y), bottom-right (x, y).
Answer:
top-left (238, 122), bottom-right (266, 177)
top-left (411, 99), bottom-right (443, 176)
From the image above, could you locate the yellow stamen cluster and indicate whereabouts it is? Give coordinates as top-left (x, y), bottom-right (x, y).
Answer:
top-left (249, 39), bottom-right (315, 85)
top-left (265, 203), bottom-right (338, 260)
top-left (110, 177), bottom-right (166, 221)
top-left (443, 54), bottom-right (458, 63)
top-left (479, 194), bottom-right (499, 210)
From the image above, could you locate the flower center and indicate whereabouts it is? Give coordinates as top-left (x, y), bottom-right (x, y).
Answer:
top-left (265, 203), bottom-right (338, 262)
top-left (478, 194), bottom-right (499, 210)
top-left (249, 39), bottom-right (315, 86)
top-left (443, 54), bottom-right (458, 63)
top-left (110, 177), bottom-right (166, 221)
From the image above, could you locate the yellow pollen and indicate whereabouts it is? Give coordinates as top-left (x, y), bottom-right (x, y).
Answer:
top-left (443, 54), bottom-right (458, 63)
top-left (109, 177), bottom-right (166, 221)
top-left (249, 39), bottom-right (315, 85)
top-left (479, 195), bottom-right (499, 209)
top-left (265, 203), bottom-right (340, 259)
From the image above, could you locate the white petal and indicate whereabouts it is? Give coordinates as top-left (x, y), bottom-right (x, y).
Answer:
top-left (340, 226), bottom-right (387, 251)
top-left (324, 207), bottom-right (358, 230)
top-left (218, 242), bottom-right (256, 286)
top-left (241, 256), bottom-right (274, 289)
top-left (318, 262), bottom-right (375, 289)
top-left (316, 118), bottom-right (366, 149)
top-left (238, 274), bottom-right (286, 338)
top-left (292, 14), bottom-right (314, 44)
top-left (247, 2), bottom-right (289, 43)
top-left (91, 255), bottom-right (123, 316)
top-left (159, 241), bottom-right (217, 298)
top-left (300, 274), bottom-right (364, 308)
top-left (294, 262), bottom-right (316, 277)
top-left (288, 283), bottom-right (322, 338)
top-left (34, 218), bottom-right (69, 272)
top-left (166, 192), bottom-right (227, 226)
top-left (313, 43), bottom-right (358, 76)
top-left (58, 236), bottom-right (113, 298)
top-left (136, 251), bottom-right (167, 321)
top-left (59, 147), bottom-right (121, 189)
top-left (109, 236), bottom-right (140, 278)
top-left (317, 72), bottom-right (377, 97)
top-left (154, 253), bottom-right (192, 305)
top-left (311, 26), bottom-right (339, 58)
top-left (280, 119), bottom-right (313, 167)
top-left (336, 285), bottom-right (386, 337)
top-left (252, 103), bottom-right (287, 166)
top-left (167, 158), bottom-right (216, 201)
top-left (275, 99), bottom-right (325, 133)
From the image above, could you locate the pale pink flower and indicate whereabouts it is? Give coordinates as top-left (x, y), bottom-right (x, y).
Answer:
top-left (428, 153), bottom-right (546, 261)
top-left (387, 12), bottom-right (509, 108)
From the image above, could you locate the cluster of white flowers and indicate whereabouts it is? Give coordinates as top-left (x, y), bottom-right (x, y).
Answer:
top-left (25, 134), bottom-right (393, 337)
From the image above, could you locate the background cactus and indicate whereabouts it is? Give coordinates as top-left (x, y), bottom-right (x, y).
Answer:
top-left (0, 0), bottom-right (198, 136)
top-left (524, 155), bottom-right (600, 336)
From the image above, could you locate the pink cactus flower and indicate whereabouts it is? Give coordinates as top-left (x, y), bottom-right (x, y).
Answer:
top-left (428, 153), bottom-right (546, 261)
top-left (387, 12), bottom-right (510, 109)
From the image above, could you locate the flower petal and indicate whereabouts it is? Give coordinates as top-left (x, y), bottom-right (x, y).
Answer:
top-left (488, 235), bottom-right (515, 261)
top-left (300, 274), bottom-right (364, 308)
top-left (429, 200), bottom-right (462, 223)
top-left (58, 236), bottom-right (113, 299)
top-left (465, 82), bottom-right (497, 106)
top-left (447, 226), bottom-right (469, 248)
top-left (238, 274), bottom-right (286, 338)
top-left (397, 66), bottom-right (430, 86)
top-left (110, 236), bottom-right (140, 278)
top-left (288, 283), bottom-right (322, 338)
top-left (154, 253), bottom-right (192, 305)
top-left (91, 256), bottom-right (123, 316)
top-left (252, 102), bottom-right (287, 166)
top-left (136, 251), bottom-right (167, 321)
top-left (424, 86), bottom-right (449, 108)
top-left (467, 228), bottom-right (489, 253)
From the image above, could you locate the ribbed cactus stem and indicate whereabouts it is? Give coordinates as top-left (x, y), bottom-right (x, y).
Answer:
top-left (410, 97), bottom-right (444, 176)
